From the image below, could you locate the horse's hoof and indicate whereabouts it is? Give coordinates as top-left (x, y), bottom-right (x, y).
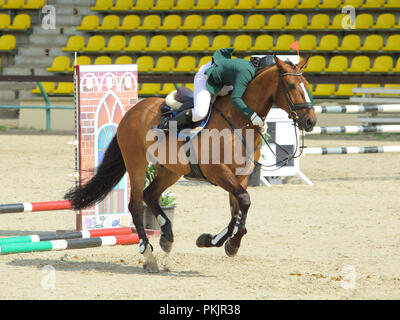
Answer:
top-left (159, 235), bottom-right (173, 254)
top-left (143, 261), bottom-right (160, 273)
top-left (196, 233), bottom-right (213, 247)
top-left (224, 238), bottom-right (239, 257)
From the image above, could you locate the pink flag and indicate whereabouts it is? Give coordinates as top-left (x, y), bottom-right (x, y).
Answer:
top-left (290, 40), bottom-right (299, 55)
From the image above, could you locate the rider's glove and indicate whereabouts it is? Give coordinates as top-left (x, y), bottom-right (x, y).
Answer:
top-left (250, 113), bottom-right (264, 127)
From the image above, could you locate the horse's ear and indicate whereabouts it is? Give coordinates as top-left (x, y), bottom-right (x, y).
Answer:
top-left (297, 56), bottom-right (310, 71)
top-left (274, 55), bottom-right (285, 70)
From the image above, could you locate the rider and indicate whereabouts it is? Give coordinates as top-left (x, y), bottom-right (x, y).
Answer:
top-left (159, 47), bottom-right (264, 129)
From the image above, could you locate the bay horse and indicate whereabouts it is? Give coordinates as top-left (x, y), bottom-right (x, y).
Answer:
top-left (64, 56), bottom-right (317, 272)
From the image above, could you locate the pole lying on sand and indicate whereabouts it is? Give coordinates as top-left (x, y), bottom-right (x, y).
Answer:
top-left (0, 200), bottom-right (72, 214)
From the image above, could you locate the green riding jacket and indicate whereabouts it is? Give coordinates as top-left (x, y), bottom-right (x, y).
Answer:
top-left (205, 48), bottom-right (256, 120)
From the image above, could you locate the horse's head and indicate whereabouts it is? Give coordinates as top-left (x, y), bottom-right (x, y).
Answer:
top-left (273, 56), bottom-right (317, 132)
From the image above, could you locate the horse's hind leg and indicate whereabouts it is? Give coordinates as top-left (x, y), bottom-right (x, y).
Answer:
top-left (143, 165), bottom-right (182, 253)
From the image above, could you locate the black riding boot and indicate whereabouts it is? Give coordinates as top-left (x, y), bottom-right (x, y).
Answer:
top-left (158, 109), bottom-right (193, 130)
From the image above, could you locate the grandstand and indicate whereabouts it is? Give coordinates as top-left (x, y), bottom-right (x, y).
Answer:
top-left (0, 0), bottom-right (399, 104)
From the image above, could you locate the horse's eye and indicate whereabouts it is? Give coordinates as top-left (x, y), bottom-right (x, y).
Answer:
top-left (288, 83), bottom-right (296, 90)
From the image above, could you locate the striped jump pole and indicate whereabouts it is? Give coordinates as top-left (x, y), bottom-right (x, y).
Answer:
top-left (304, 146), bottom-right (400, 155)
top-left (313, 104), bottom-right (400, 114)
top-left (0, 200), bottom-right (72, 214)
top-left (0, 234), bottom-right (139, 255)
top-left (307, 125), bottom-right (400, 135)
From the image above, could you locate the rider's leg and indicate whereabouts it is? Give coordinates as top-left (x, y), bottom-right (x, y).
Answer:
top-left (193, 62), bottom-right (212, 122)
top-left (158, 109), bottom-right (193, 130)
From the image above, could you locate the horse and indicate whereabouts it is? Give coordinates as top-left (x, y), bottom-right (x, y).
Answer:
top-left (64, 56), bottom-right (317, 272)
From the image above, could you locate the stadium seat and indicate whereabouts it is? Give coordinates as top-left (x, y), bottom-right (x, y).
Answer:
top-left (97, 15), bottom-right (120, 31)
top-left (146, 35), bottom-right (168, 52)
top-left (47, 56), bottom-right (71, 72)
top-left (276, 0), bottom-right (297, 9)
top-left (303, 55), bottom-right (326, 73)
top-left (138, 15), bottom-right (161, 30)
top-left (337, 35), bottom-right (360, 51)
top-left (132, 0), bottom-right (154, 10)
top-left (221, 14), bottom-right (244, 30)
top-left (286, 14), bottom-right (308, 30)
top-left (298, 35), bottom-right (317, 51)
top-left (8, 14), bottom-right (31, 30)
top-left (201, 14), bottom-right (223, 30)
top-left (125, 35), bottom-right (147, 52)
top-left (159, 15), bottom-right (181, 30)
top-left (91, 0), bottom-right (113, 11)
top-left (347, 56), bottom-right (370, 72)
top-left (250, 35), bottom-right (273, 51)
top-left (384, 0), bottom-right (400, 8)
top-left (53, 82), bottom-right (74, 95)
top-left (32, 82), bottom-right (56, 95)
top-left (316, 35), bottom-right (339, 51)
top-left (0, 14), bottom-right (11, 29)
top-left (111, 0), bottom-right (133, 11)
top-left (136, 56), bottom-right (154, 72)
top-left (243, 14), bottom-right (265, 30)
top-left (334, 84), bottom-right (358, 97)
top-left (159, 83), bottom-right (177, 96)
top-left (139, 83), bottom-right (160, 96)
top-left (255, 0), bottom-right (277, 9)
top-left (187, 35), bottom-right (210, 52)
top-left (382, 35), bottom-right (400, 51)
top-left (22, 0), bottom-right (45, 9)
top-left (363, 0), bottom-right (384, 8)
top-left (208, 35), bottom-right (231, 51)
top-left (319, 0), bottom-right (341, 8)
top-left (373, 14), bottom-right (396, 29)
top-left (312, 84), bottom-right (335, 97)
top-left (68, 56), bottom-right (91, 72)
top-left (94, 56), bottom-right (112, 65)
top-left (180, 15), bottom-right (203, 30)
top-left (265, 14), bottom-right (286, 30)
top-left (2, 0), bottom-right (25, 9)
top-left (193, 0), bottom-right (214, 10)
top-left (115, 56), bottom-right (133, 64)
top-left (196, 56), bottom-right (212, 70)
top-left (233, 35), bottom-right (252, 52)
top-left (359, 35), bottom-right (383, 51)
top-left (173, 56), bottom-right (196, 72)
top-left (104, 35), bottom-right (126, 52)
top-left (118, 15), bottom-right (140, 30)
top-left (214, 0), bottom-right (235, 10)
top-left (153, 56), bottom-right (176, 73)
top-left (153, 0), bottom-right (174, 10)
top-left (166, 35), bottom-right (189, 52)
top-left (355, 14), bottom-right (374, 30)
top-left (83, 35), bottom-right (106, 52)
top-left (329, 14), bottom-right (348, 30)
top-left (324, 56), bottom-right (348, 72)
top-left (173, 0), bottom-right (194, 10)
top-left (307, 14), bottom-right (330, 30)
top-left (369, 56), bottom-right (393, 72)
top-left (63, 36), bottom-right (85, 52)
top-left (297, 0), bottom-right (319, 8)
top-left (342, 0), bottom-right (364, 8)
top-left (234, 0), bottom-right (256, 9)
top-left (77, 15), bottom-right (100, 31)
top-left (272, 34), bottom-right (295, 51)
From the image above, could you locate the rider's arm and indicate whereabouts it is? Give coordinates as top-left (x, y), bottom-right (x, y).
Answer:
top-left (230, 73), bottom-right (255, 119)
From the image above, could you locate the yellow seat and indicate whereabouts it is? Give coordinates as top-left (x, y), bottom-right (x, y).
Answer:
top-left (153, 56), bottom-right (176, 73)
top-left (355, 13), bottom-right (373, 30)
top-left (166, 35), bottom-right (189, 52)
top-left (319, 0), bottom-right (341, 8)
top-left (214, 0), bottom-right (235, 10)
top-left (22, 0), bottom-right (45, 9)
top-left (94, 56), bottom-right (112, 65)
top-left (221, 14), bottom-right (244, 30)
top-left (0, 14), bottom-right (11, 29)
top-left (276, 0), bottom-right (297, 9)
top-left (316, 34), bottom-right (339, 51)
top-left (146, 35), bottom-right (168, 52)
top-left (307, 14), bottom-right (329, 30)
top-left (91, 0), bottom-right (113, 11)
top-left (369, 56), bottom-right (393, 73)
top-left (342, 0), bottom-right (364, 8)
top-left (347, 56), bottom-right (370, 72)
top-left (286, 14), bottom-right (308, 30)
top-left (272, 34), bottom-right (295, 51)
top-left (77, 15), bottom-right (100, 31)
top-left (382, 35), bottom-right (400, 51)
top-left (136, 56), bottom-right (154, 72)
top-left (53, 82), bottom-right (74, 95)
top-left (153, 0), bottom-right (174, 10)
top-left (298, 34), bottom-right (317, 51)
top-left (159, 15), bottom-right (182, 30)
top-left (303, 55), bottom-right (326, 73)
top-left (233, 35), bottom-right (252, 52)
top-left (173, 0), bottom-right (194, 10)
top-left (68, 56), bottom-right (91, 72)
top-left (8, 14), bottom-right (31, 30)
top-left (97, 15), bottom-right (120, 31)
top-left (63, 36), bottom-right (85, 52)
top-left (265, 14), bottom-right (286, 30)
top-left (208, 35), bottom-right (231, 51)
top-left (173, 56), bottom-right (196, 72)
top-left (159, 83), bottom-right (177, 96)
top-left (256, 0), bottom-right (277, 8)
top-left (200, 14), bottom-right (223, 30)
top-left (312, 84), bottom-right (335, 97)
top-left (180, 14), bottom-right (203, 31)
top-left (138, 15), bottom-right (161, 30)
top-left (125, 35), bottom-right (147, 52)
top-left (337, 35), bottom-right (360, 51)
top-left (132, 0), bottom-right (154, 10)
top-left (139, 83), bottom-right (161, 96)
top-left (83, 35), bottom-right (106, 52)
top-left (193, 0), bottom-right (214, 10)
top-left (111, 0), bottom-right (133, 11)
top-left (118, 15), bottom-right (140, 31)
top-left (329, 14), bottom-right (348, 30)
top-left (3, 0), bottom-right (25, 9)
top-left (384, 0), bottom-right (400, 8)
top-left (250, 35), bottom-right (273, 51)
top-left (196, 56), bottom-right (212, 70)
top-left (334, 84), bottom-right (358, 97)
top-left (187, 35), bottom-right (210, 52)
top-left (325, 56), bottom-right (348, 72)
top-left (360, 35), bottom-right (383, 51)
top-left (364, 0), bottom-right (384, 8)
top-left (115, 55), bottom-right (133, 64)
top-left (297, 0), bottom-right (319, 8)
top-left (235, 0), bottom-right (256, 9)
top-left (47, 56), bottom-right (71, 72)
top-left (104, 35), bottom-right (126, 52)
top-left (243, 14), bottom-right (265, 30)
top-left (392, 59), bottom-right (400, 72)
top-left (373, 13), bottom-right (396, 29)
top-left (32, 82), bottom-right (56, 95)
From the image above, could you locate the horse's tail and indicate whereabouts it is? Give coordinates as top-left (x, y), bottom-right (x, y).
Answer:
top-left (64, 135), bottom-right (126, 210)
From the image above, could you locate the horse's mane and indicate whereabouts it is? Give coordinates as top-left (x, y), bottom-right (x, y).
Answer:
top-left (254, 59), bottom-right (298, 77)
